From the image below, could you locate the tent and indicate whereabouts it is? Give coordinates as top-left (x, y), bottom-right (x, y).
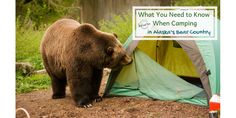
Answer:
top-left (104, 34), bottom-right (220, 106)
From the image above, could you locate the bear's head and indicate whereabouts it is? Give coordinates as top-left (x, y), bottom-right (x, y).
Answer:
top-left (103, 33), bottom-right (133, 69)
top-left (76, 24), bottom-right (133, 69)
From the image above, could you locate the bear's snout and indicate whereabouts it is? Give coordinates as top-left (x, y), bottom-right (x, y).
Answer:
top-left (120, 54), bottom-right (133, 66)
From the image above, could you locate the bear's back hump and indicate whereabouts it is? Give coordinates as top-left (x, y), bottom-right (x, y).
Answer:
top-left (49, 19), bottom-right (80, 34)
top-left (42, 19), bottom-right (80, 45)
top-left (40, 19), bottom-right (81, 57)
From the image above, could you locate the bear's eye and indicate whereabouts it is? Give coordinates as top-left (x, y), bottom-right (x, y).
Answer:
top-left (106, 47), bottom-right (114, 55)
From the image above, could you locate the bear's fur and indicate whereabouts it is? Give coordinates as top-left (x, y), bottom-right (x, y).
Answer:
top-left (40, 19), bottom-right (132, 107)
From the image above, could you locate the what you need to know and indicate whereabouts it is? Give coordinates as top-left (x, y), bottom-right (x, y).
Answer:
top-left (133, 7), bottom-right (217, 40)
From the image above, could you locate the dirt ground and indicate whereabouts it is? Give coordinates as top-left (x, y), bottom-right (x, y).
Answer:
top-left (16, 71), bottom-right (208, 118)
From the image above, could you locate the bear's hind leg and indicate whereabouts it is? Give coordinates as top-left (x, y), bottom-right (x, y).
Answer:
top-left (45, 69), bottom-right (66, 99)
top-left (42, 55), bottom-right (67, 99)
top-left (51, 77), bottom-right (67, 99)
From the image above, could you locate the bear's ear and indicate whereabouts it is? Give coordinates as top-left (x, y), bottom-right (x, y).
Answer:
top-left (106, 47), bottom-right (114, 56)
top-left (78, 24), bottom-right (96, 34)
top-left (113, 33), bottom-right (118, 38)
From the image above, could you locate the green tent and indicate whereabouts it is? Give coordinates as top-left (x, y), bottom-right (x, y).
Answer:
top-left (104, 32), bottom-right (220, 106)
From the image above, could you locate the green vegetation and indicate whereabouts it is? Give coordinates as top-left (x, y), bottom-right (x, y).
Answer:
top-left (16, 0), bottom-right (80, 29)
top-left (16, 27), bottom-right (45, 70)
top-left (16, 0), bottom-right (82, 93)
top-left (16, 73), bottom-right (51, 93)
top-left (99, 12), bottom-right (132, 44)
top-left (16, 25), bottom-right (49, 93)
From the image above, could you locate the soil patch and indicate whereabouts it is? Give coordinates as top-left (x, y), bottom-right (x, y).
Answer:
top-left (16, 71), bottom-right (208, 118)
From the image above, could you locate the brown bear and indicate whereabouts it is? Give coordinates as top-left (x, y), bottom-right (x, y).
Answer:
top-left (40, 19), bottom-right (132, 108)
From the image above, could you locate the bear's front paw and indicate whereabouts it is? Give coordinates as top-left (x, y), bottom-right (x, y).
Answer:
top-left (75, 97), bottom-right (92, 108)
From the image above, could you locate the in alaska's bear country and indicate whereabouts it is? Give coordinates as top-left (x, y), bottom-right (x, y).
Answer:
top-left (40, 19), bottom-right (133, 107)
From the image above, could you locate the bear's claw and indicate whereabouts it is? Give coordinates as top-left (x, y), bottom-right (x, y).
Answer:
top-left (83, 104), bottom-right (92, 108)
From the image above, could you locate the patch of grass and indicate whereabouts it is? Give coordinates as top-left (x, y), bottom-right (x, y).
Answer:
top-left (16, 24), bottom-right (52, 93)
top-left (16, 26), bottom-right (51, 93)
top-left (16, 27), bottom-right (45, 70)
top-left (16, 73), bottom-right (51, 93)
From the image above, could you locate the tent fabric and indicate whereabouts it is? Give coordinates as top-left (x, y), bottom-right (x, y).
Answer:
top-left (105, 21), bottom-right (220, 106)
top-left (212, 39), bottom-right (220, 93)
top-left (107, 49), bottom-right (207, 105)
top-left (137, 40), bottom-right (200, 77)
top-left (195, 40), bottom-right (219, 95)
top-left (105, 36), bottom-right (209, 105)
top-left (194, 20), bottom-right (220, 95)
top-left (177, 40), bottom-right (212, 99)
top-left (136, 50), bottom-right (203, 100)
